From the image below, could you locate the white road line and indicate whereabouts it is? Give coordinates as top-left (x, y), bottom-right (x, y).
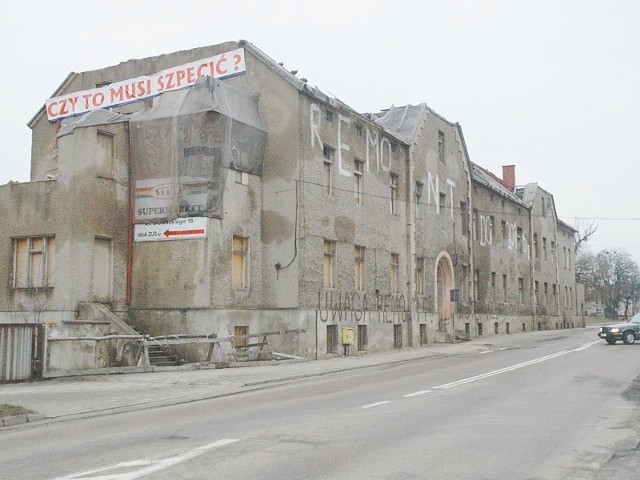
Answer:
top-left (50, 439), bottom-right (240, 480)
top-left (433, 350), bottom-right (571, 390)
top-left (403, 390), bottom-right (432, 398)
top-left (361, 401), bottom-right (390, 409)
top-left (573, 340), bottom-right (600, 351)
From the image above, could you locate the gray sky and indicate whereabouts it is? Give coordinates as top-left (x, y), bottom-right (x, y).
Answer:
top-left (2, 0), bottom-right (639, 261)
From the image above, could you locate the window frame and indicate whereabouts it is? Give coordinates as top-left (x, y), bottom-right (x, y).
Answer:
top-left (232, 235), bottom-right (250, 290)
top-left (323, 239), bottom-right (337, 289)
top-left (12, 235), bottom-right (56, 289)
top-left (354, 245), bottom-right (366, 291)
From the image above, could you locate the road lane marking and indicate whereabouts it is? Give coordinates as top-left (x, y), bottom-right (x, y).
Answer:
top-left (573, 340), bottom-right (600, 351)
top-left (433, 350), bottom-right (571, 390)
top-left (49, 439), bottom-right (239, 480)
top-left (404, 390), bottom-right (432, 398)
top-left (361, 401), bottom-right (390, 409)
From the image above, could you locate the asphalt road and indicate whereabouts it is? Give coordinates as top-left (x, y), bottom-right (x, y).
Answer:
top-left (2, 328), bottom-right (640, 479)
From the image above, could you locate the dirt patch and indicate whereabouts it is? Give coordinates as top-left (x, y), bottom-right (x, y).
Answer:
top-left (0, 403), bottom-right (33, 418)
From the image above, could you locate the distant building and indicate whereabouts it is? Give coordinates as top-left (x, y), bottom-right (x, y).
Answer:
top-left (0, 40), bottom-right (583, 377)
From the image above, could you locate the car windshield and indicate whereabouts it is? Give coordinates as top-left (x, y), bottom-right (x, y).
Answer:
top-left (629, 313), bottom-right (640, 324)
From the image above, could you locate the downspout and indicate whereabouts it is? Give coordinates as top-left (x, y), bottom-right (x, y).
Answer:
top-left (529, 205), bottom-right (536, 330)
top-left (406, 145), bottom-right (417, 347)
top-left (126, 127), bottom-right (134, 305)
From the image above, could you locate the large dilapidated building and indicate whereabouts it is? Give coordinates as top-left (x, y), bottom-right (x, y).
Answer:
top-left (0, 40), bottom-right (583, 379)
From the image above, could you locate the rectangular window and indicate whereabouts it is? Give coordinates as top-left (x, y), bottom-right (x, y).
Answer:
top-left (569, 287), bottom-right (573, 308)
top-left (234, 325), bottom-right (249, 348)
top-left (390, 173), bottom-right (398, 215)
top-left (420, 324), bottom-right (427, 345)
top-left (563, 247), bottom-right (568, 268)
top-left (12, 236), bottom-right (56, 288)
top-left (354, 245), bottom-right (366, 291)
top-left (327, 325), bottom-right (338, 354)
top-left (534, 280), bottom-right (539, 305)
top-left (516, 227), bottom-right (523, 252)
top-left (438, 130), bottom-right (445, 162)
top-left (415, 256), bottom-right (425, 295)
top-left (503, 274), bottom-right (508, 303)
top-left (565, 286), bottom-right (569, 307)
top-left (502, 220), bottom-right (508, 247)
top-left (544, 282), bottom-right (549, 306)
top-left (489, 216), bottom-right (495, 244)
top-left (518, 277), bottom-right (524, 304)
top-left (491, 272), bottom-right (496, 302)
top-left (235, 170), bottom-right (249, 185)
top-left (323, 240), bottom-right (336, 289)
top-left (390, 253), bottom-right (399, 294)
top-left (355, 123), bottom-right (363, 137)
top-left (357, 324), bottom-right (368, 351)
top-left (533, 234), bottom-right (539, 259)
top-left (415, 182), bottom-right (423, 220)
top-left (92, 237), bottom-right (113, 301)
top-left (474, 269), bottom-right (480, 302)
top-left (543, 237), bottom-right (547, 260)
top-left (568, 249), bottom-right (572, 270)
top-left (325, 109), bottom-right (334, 123)
top-left (439, 192), bottom-right (446, 215)
top-left (553, 284), bottom-right (558, 305)
top-left (232, 235), bottom-right (249, 289)
top-left (461, 266), bottom-right (468, 300)
top-left (354, 159), bottom-right (364, 204)
top-left (323, 145), bottom-right (334, 195)
top-left (551, 241), bottom-right (556, 261)
top-left (394, 324), bottom-right (403, 349)
top-left (460, 202), bottom-right (468, 235)
top-left (96, 131), bottom-right (115, 179)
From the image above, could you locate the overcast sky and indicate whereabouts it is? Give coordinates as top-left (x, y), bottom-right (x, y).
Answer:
top-left (1, 0), bottom-right (638, 261)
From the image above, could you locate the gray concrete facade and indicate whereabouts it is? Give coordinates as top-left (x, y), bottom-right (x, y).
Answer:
top-left (0, 40), bottom-right (583, 374)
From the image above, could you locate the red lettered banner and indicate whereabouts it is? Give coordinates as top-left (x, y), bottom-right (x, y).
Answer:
top-left (46, 48), bottom-right (246, 122)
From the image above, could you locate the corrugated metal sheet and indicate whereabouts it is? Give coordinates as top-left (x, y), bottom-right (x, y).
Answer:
top-left (0, 324), bottom-right (40, 382)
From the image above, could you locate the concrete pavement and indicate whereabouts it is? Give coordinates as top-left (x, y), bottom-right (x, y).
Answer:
top-left (0, 331), bottom-right (580, 427)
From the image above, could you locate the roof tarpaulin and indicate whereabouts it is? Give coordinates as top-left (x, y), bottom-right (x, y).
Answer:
top-left (130, 76), bottom-right (267, 223)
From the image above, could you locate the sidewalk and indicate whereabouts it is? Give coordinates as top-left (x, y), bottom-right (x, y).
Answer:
top-left (0, 332), bottom-right (565, 427)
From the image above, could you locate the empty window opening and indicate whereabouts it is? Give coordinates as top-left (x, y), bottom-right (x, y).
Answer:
top-left (327, 325), bottom-right (338, 354)
top-left (394, 324), bottom-right (403, 349)
top-left (357, 324), bottom-right (368, 351)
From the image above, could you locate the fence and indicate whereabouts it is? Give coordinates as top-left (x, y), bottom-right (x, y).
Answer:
top-left (0, 324), bottom-right (44, 382)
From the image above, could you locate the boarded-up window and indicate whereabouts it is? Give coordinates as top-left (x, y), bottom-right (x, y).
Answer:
top-left (92, 237), bottom-right (112, 301)
top-left (234, 325), bottom-right (248, 348)
top-left (96, 131), bottom-right (115, 178)
top-left (415, 257), bottom-right (425, 295)
top-left (390, 253), bottom-right (399, 294)
top-left (232, 236), bottom-right (249, 289)
top-left (12, 236), bottom-right (55, 288)
top-left (354, 245), bottom-right (365, 291)
top-left (323, 240), bottom-right (336, 289)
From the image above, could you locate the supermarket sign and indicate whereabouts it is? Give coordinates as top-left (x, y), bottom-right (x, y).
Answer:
top-left (46, 47), bottom-right (246, 122)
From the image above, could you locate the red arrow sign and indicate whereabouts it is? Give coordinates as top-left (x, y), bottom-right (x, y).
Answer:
top-left (163, 229), bottom-right (205, 237)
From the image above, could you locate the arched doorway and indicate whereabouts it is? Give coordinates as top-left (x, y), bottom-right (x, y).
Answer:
top-left (435, 252), bottom-right (455, 331)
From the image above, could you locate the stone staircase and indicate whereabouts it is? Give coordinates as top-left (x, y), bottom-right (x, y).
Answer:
top-left (146, 339), bottom-right (182, 367)
top-left (78, 303), bottom-right (182, 367)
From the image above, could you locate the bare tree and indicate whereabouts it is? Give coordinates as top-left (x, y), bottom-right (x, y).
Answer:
top-left (582, 250), bottom-right (640, 318)
top-left (573, 219), bottom-right (598, 254)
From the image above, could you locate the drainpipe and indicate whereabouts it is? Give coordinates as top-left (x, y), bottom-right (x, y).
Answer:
top-left (406, 145), bottom-right (417, 347)
top-left (529, 205), bottom-right (536, 330)
top-left (126, 140), bottom-right (134, 305)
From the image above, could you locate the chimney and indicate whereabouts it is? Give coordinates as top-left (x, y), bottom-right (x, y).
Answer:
top-left (502, 165), bottom-right (516, 191)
